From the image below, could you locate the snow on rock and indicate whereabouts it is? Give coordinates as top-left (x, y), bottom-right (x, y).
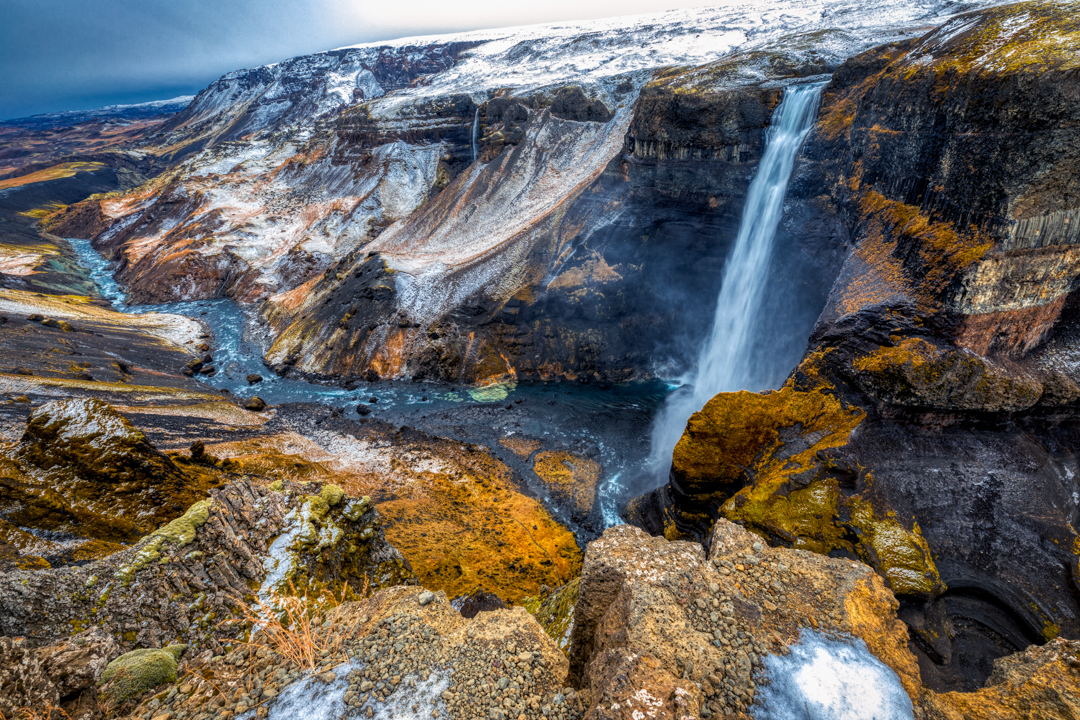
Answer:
top-left (237, 662), bottom-right (358, 720)
top-left (345, 0), bottom-right (1010, 104)
top-left (753, 630), bottom-right (915, 720)
top-left (373, 105), bottom-right (635, 323)
top-left (79, 0), bottom-right (1016, 319)
top-left (98, 133), bottom-right (443, 303)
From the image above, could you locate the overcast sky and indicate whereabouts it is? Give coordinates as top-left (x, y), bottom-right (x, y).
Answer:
top-left (0, 0), bottom-right (717, 120)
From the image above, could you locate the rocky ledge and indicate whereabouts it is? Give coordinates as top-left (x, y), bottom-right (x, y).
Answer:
top-left (8, 519), bottom-right (1073, 720)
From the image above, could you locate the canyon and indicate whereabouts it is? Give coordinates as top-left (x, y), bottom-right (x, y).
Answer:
top-left (1, 0), bottom-right (1079, 718)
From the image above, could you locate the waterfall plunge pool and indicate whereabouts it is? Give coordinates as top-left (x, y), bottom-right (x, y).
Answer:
top-left (64, 235), bottom-right (668, 533)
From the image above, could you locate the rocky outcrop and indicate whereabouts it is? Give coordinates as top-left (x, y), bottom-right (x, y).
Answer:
top-left (0, 477), bottom-right (415, 652)
top-left (569, 522), bottom-right (920, 718)
top-left (0, 399), bottom-right (222, 551)
top-left (126, 585), bottom-right (580, 720)
top-left (0, 626), bottom-right (119, 720)
top-left (205, 420), bottom-right (584, 604)
top-left (571, 520), bottom-right (1080, 720)
top-left (923, 637), bottom-right (1080, 719)
top-left (630, 3), bottom-right (1080, 693)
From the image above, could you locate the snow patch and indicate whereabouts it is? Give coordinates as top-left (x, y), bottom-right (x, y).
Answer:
top-left (241, 662), bottom-right (450, 720)
top-left (753, 631), bottom-right (915, 720)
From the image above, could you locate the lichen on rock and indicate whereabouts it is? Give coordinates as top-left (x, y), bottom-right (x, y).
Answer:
top-left (852, 337), bottom-right (1044, 411)
top-left (1, 398), bottom-right (223, 547)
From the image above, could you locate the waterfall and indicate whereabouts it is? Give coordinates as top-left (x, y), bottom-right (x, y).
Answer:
top-left (648, 81), bottom-right (827, 471)
top-left (471, 108), bottom-right (480, 164)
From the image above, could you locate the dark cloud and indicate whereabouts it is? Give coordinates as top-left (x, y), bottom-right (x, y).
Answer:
top-left (0, 0), bottom-right (373, 118)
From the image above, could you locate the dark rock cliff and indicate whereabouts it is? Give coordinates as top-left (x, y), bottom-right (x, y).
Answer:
top-left (628, 2), bottom-right (1080, 692)
top-left (263, 70), bottom-right (846, 385)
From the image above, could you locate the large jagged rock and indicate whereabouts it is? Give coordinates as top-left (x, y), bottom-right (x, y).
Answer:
top-left (2, 398), bottom-right (213, 544)
top-left (0, 478), bottom-right (415, 653)
top-left (628, 384), bottom-right (944, 599)
top-left (0, 626), bottom-right (119, 720)
top-left (569, 522), bottom-right (919, 718)
top-left (128, 585), bottom-right (580, 720)
top-left (571, 521), bottom-right (1080, 720)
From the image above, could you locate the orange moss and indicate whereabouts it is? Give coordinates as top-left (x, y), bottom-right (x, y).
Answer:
top-left (843, 191), bottom-right (993, 314)
top-left (674, 385), bottom-right (864, 491)
top-left (533, 451), bottom-right (602, 518)
top-left (206, 431), bottom-right (582, 603)
top-left (0, 162), bottom-right (105, 191)
top-left (852, 337), bottom-right (1043, 412)
top-left (818, 92), bottom-right (860, 142)
top-left (498, 436), bottom-right (543, 459)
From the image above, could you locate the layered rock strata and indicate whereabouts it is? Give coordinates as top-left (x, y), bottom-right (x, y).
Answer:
top-left (0, 476), bottom-right (414, 652)
top-left (630, 2), bottom-right (1080, 692)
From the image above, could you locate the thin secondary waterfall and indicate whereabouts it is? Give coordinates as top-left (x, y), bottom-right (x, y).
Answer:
top-left (648, 81), bottom-right (827, 470)
top-left (471, 108), bottom-right (480, 164)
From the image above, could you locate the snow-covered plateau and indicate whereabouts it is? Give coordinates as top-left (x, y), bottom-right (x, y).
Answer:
top-left (74, 0), bottom-right (1015, 372)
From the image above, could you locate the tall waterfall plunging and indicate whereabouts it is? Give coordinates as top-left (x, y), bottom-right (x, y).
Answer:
top-left (648, 81), bottom-right (827, 471)
top-left (471, 108), bottom-right (480, 163)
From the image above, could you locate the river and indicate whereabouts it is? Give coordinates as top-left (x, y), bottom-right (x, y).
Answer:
top-left (65, 235), bottom-right (667, 532)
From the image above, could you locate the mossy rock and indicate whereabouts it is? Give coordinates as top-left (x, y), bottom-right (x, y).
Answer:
top-left (99, 644), bottom-right (186, 704)
top-left (523, 578), bottom-right (579, 652)
top-left (5, 398), bottom-right (222, 544)
top-left (853, 337), bottom-right (1043, 412)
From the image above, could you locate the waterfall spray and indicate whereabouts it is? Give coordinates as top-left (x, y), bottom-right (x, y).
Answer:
top-left (648, 81), bottom-right (827, 472)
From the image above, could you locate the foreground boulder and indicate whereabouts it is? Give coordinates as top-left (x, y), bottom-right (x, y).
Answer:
top-left (571, 522), bottom-right (1080, 719)
top-left (0, 478), bottom-right (415, 652)
top-left (570, 522), bottom-right (918, 718)
top-left (98, 644), bottom-right (186, 709)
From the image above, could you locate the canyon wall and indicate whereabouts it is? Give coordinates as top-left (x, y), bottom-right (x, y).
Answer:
top-left (630, 1), bottom-right (1080, 692)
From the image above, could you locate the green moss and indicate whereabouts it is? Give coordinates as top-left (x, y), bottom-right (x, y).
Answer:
top-left (116, 501), bottom-right (213, 584)
top-left (848, 498), bottom-right (943, 597)
top-left (522, 578), bottom-right (579, 653)
top-left (320, 484), bottom-right (345, 507)
top-left (152, 500), bottom-right (211, 546)
top-left (99, 644), bottom-right (186, 704)
top-left (908, 2), bottom-right (1080, 76)
top-left (853, 337), bottom-right (1042, 412)
top-left (343, 495), bottom-right (372, 522)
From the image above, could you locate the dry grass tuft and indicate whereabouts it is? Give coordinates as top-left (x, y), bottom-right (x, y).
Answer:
top-left (0, 703), bottom-right (72, 720)
top-left (231, 577), bottom-right (370, 673)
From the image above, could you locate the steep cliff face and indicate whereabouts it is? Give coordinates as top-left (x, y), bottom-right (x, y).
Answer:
top-left (261, 66), bottom-right (851, 384)
top-left (43, 0), bottom-right (999, 383)
top-left (815, 1), bottom-right (1080, 355)
top-left (630, 2), bottom-right (1080, 692)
